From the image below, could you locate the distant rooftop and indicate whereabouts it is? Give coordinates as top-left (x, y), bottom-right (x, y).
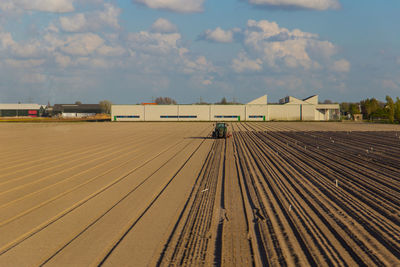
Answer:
top-left (0, 103), bottom-right (42, 110)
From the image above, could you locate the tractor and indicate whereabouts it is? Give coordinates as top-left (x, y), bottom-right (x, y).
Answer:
top-left (212, 122), bottom-right (228, 138)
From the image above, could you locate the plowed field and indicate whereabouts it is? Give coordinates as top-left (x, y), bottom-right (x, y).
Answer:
top-left (0, 122), bottom-right (399, 266)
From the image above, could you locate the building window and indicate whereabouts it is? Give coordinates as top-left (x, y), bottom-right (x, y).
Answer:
top-left (179, 115), bottom-right (197, 118)
top-left (249, 115), bottom-right (264, 118)
top-left (116, 115), bottom-right (140, 118)
top-left (160, 115), bottom-right (197, 118)
top-left (215, 115), bottom-right (238, 118)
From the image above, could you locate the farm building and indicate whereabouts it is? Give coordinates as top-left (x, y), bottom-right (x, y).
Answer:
top-left (111, 95), bottom-right (340, 122)
top-left (52, 104), bottom-right (103, 118)
top-left (0, 103), bottom-right (43, 117)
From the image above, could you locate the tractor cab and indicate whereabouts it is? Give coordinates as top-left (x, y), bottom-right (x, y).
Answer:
top-left (212, 122), bottom-right (228, 138)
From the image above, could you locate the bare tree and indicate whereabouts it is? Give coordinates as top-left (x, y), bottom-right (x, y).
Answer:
top-left (99, 100), bottom-right (112, 114)
top-left (218, 97), bottom-right (228, 105)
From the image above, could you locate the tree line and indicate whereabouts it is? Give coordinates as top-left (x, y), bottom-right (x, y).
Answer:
top-left (341, 96), bottom-right (400, 123)
top-left (156, 96), bottom-right (241, 105)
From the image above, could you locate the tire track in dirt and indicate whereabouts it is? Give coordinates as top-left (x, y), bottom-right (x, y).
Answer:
top-left (0, 134), bottom-right (190, 228)
top-left (155, 138), bottom-right (225, 266)
top-left (234, 123), bottom-right (400, 266)
top-left (219, 129), bottom-right (254, 267)
top-left (95, 134), bottom-right (211, 266)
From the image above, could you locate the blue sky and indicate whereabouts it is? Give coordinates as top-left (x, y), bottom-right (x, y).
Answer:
top-left (0, 0), bottom-right (399, 104)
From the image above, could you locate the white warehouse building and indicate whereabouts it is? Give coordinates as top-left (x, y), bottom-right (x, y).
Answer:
top-left (111, 95), bottom-right (340, 122)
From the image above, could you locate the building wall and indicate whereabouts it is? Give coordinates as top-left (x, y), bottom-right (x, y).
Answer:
top-left (112, 105), bottom-right (144, 121)
top-left (268, 105), bottom-right (302, 120)
top-left (0, 104), bottom-right (41, 117)
top-left (143, 106), bottom-right (178, 121)
top-left (178, 105), bottom-right (210, 121)
top-left (246, 105), bottom-right (268, 121)
top-left (315, 109), bottom-right (326, 120)
top-left (303, 95), bottom-right (318, 105)
top-left (210, 105), bottom-right (245, 121)
top-left (112, 103), bottom-right (339, 122)
top-left (301, 104), bottom-right (315, 120)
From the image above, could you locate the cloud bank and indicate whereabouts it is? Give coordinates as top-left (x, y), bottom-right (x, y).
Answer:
top-left (200, 27), bottom-right (238, 43)
top-left (0, 0), bottom-right (75, 13)
top-left (133, 0), bottom-right (205, 13)
top-left (231, 19), bottom-right (349, 73)
top-left (151, 18), bottom-right (178, 33)
top-left (247, 0), bottom-right (340, 10)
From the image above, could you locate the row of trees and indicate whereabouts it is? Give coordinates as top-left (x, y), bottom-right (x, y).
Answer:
top-left (156, 96), bottom-right (241, 105)
top-left (72, 100), bottom-right (112, 114)
top-left (154, 97), bottom-right (177, 105)
top-left (341, 96), bottom-right (400, 123)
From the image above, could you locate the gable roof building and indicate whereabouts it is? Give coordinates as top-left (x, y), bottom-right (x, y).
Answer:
top-left (52, 104), bottom-right (103, 118)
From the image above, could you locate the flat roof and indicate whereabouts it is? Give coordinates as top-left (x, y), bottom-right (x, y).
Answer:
top-left (0, 104), bottom-right (42, 110)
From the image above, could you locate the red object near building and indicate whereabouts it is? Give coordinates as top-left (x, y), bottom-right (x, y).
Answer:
top-left (28, 110), bottom-right (38, 117)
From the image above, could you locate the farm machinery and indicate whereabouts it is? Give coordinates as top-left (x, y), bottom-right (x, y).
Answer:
top-left (212, 122), bottom-right (230, 138)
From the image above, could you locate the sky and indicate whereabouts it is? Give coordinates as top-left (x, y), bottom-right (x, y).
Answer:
top-left (0, 0), bottom-right (399, 104)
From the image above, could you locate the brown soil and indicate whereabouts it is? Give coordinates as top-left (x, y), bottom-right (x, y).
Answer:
top-left (0, 122), bottom-right (399, 266)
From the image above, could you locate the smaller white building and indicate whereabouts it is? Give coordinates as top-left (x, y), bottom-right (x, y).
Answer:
top-left (279, 95), bottom-right (340, 121)
top-left (61, 113), bottom-right (97, 118)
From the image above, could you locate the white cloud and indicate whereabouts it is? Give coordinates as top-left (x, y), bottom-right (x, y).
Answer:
top-left (61, 33), bottom-right (105, 56)
top-left (0, 2), bottom-right (16, 12)
top-left (246, 19), bottom-right (317, 40)
top-left (151, 18), bottom-right (178, 33)
top-left (307, 40), bottom-right (336, 60)
top-left (0, 2), bottom-right (220, 100)
top-left (232, 19), bottom-right (346, 71)
top-left (12, 0), bottom-right (75, 13)
top-left (232, 52), bottom-right (263, 72)
top-left (331, 59), bottom-right (350, 72)
top-left (5, 59), bottom-right (45, 68)
top-left (60, 14), bottom-right (87, 32)
top-left (0, 31), bottom-right (44, 58)
top-left (244, 20), bottom-right (320, 69)
top-left (97, 45), bottom-right (125, 56)
top-left (0, 32), bottom-right (15, 49)
top-left (133, 0), bottom-right (205, 13)
top-left (247, 0), bottom-right (340, 10)
top-left (202, 27), bottom-right (234, 43)
top-left (128, 31), bottom-right (181, 55)
top-left (97, 3), bottom-right (121, 29)
top-left (182, 55), bottom-right (215, 74)
top-left (54, 53), bottom-right (72, 67)
top-left (12, 41), bottom-right (43, 58)
top-left (59, 3), bottom-right (121, 32)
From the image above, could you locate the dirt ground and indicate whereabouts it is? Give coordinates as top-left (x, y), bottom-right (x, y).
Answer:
top-left (0, 122), bottom-right (399, 266)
